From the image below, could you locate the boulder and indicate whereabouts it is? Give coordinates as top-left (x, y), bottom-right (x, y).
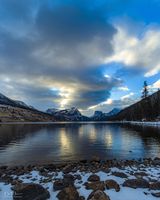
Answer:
top-left (123, 179), bottom-right (149, 189)
top-left (134, 172), bottom-right (148, 178)
top-left (88, 174), bottom-right (100, 182)
top-left (84, 181), bottom-right (105, 191)
top-left (53, 177), bottom-right (74, 191)
top-left (105, 179), bottom-right (120, 192)
top-left (57, 185), bottom-right (79, 200)
top-left (13, 183), bottom-right (50, 200)
top-left (87, 190), bottom-right (110, 200)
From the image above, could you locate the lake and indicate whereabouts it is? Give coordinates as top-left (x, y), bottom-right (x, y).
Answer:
top-left (0, 122), bottom-right (160, 166)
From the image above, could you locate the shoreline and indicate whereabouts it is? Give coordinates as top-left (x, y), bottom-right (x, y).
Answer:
top-left (0, 120), bottom-right (160, 127)
top-left (120, 121), bottom-right (160, 127)
top-left (0, 158), bottom-right (160, 199)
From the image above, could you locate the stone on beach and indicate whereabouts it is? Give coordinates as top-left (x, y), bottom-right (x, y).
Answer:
top-left (84, 181), bottom-right (105, 191)
top-left (112, 171), bottom-right (128, 178)
top-left (53, 175), bottom-right (74, 191)
top-left (87, 190), bottom-right (110, 200)
top-left (87, 174), bottom-right (100, 182)
top-left (150, 182), bottom-right (160, 190)
top-left (57, 185), bottom-right (80, 200)
top-left (122, 178), bottom-right (149, 189)
top-left (105, 179), bottom-right (120, 192)
top-left (13, 183), bottom-right (50, 200)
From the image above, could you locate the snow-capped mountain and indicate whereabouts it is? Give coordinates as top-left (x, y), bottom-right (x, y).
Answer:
top-left (46, 107), bottom-right (89, 121)
top-left (47, 107), bottom-right (121, 121)
top-left (91, 108), bottom-right (121, 121)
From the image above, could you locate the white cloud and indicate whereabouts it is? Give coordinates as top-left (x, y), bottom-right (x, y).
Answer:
top-left (152, 79), bottom-right (160, 88)
top-left (148, 79), bottom-right (160, 93)
top-left (105, 24), bottom-right (160, 77)
top-left (118, 86), bottom-right (130, 91)
top-left (121, 92), bottom-right (134, 100)
top-left (88, 98), bottom-right (113, 110)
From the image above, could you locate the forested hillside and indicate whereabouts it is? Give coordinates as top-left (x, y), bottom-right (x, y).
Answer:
top-left (109, 90), bottom-right (160, 121)
top-left (0, 105), bottom-right (55, 122)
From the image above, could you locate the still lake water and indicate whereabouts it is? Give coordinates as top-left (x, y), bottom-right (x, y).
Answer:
top-left (0, 122), bottom-right (160, 166)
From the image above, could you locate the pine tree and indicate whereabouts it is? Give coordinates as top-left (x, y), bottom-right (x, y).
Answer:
top-left (142, 81), bottom-right (149, 99)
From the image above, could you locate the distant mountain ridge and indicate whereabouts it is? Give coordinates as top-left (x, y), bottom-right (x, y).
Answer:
top-left (0, 93), bottom-right (55, 122)
top-left (47, 107), bottom-right (121, 121)
top-left (46, 107), bottom-right (89, 121)
top-left (0, 93), bottom-right (34, 110)
top-left (90, 108), bottom-right (121, 121)
top-left (1, 90), bottom-right (159, 122)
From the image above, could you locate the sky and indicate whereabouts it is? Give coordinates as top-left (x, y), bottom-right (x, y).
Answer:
top-left (0, 0), bottom-right (160, 116)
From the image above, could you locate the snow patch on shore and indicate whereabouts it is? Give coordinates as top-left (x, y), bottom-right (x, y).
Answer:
top-left (0, 166), bottom-right (160, 200)
top-left (121, 121), bottom-right (160, 127)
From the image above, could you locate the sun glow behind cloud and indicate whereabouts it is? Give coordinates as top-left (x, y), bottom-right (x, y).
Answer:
top-left (58, 88), bottom-right (74, 108)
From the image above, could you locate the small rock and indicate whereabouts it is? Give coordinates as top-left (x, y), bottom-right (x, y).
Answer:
top-left (150, 182), bottom-right (160, 190)
top-left (143, 192), bottom-right (149, 195)
top-left (88, 174), bottom-right (100, 182)
top-left (63, 174), bottom-right (75, 184)
top-left (84, 181), bottom-right (105, 191)
top-left (13, 183), bottom-right (50, 200)
top-left (57, 185), bottom-right (79, 200)
top-left (151, 192), bottom-right (160, 198)
top-left (79, 197), bottom-right (85, 200)
top-left (102, 168), bottom-right (111, 174)
top-left (74, 174), bottom-right (82, 180)
top-left (53, 178), bottom-right (72, 191)
top-left (123, 179), bottom-right (149, 189)
top-left (134, 172), bottom-right (148, 178)
top-left (153, 157), bottom-right (160, 165)
top-left (63, 165), bottom-right (74, 174)
top-left (112, 171), bottom-right (128, 178)
top-left (87, 190), bottom-right (110, 200)
top-left (105, 179), bottom-right (120, 192)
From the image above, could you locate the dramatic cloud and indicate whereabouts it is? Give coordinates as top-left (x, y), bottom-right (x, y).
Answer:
top-left (86, 92), bottom-right (137, 116)
top-left (118, 86), bottom-right (130, 91)
top-left (105, 23), bottom-right (160, 77)
top-left (0, 0), bottom-right (160, 115)
top-left (0, 0), bottom-right (121, 112)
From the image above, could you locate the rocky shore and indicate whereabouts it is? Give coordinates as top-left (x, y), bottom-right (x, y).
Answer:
top-left (0, 158), bottom-right (160, 200)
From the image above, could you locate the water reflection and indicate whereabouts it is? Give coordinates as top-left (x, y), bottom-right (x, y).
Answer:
top-left (105, 131), bottom-right (113, 148)
top-left (0, 123), bottom-right (159, 166)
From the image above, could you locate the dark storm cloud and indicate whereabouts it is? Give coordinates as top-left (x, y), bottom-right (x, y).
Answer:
top-left (0, 0), bottom-right (39, 21)
top-left (0, 0), bottom-right (121, 110)
top-left (69, 90), bottom-right (111, 109)
top-left (65, 68), bottom-right (122, 108)
top-left (36, 4), bottom-right (115, 45)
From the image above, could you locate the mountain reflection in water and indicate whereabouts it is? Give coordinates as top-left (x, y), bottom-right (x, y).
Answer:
top-left (0, 123), bottom-right (159, 166)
